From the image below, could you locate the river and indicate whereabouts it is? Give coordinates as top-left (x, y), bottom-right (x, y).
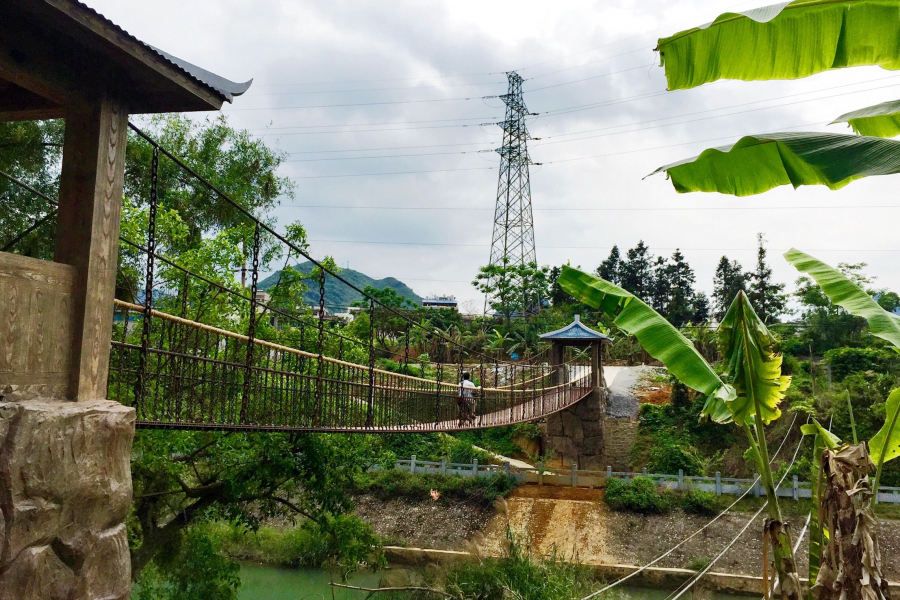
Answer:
top-left (238, 565), bottom-right (747, 600)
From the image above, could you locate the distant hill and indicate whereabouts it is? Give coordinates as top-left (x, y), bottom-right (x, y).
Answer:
top-left (258, 261), bottom-right (422, 310)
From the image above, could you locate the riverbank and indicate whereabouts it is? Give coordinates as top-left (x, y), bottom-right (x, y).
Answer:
top-left (353, 484), bottom-right (900, 580)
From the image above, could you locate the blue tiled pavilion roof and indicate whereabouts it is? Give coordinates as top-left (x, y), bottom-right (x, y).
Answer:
top-left (539, 315), bottom-right (611, 341)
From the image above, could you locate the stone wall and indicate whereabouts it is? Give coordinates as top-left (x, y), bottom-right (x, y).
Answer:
top-left (0, 398), bottom-right (135, 600)
top-left (542, 387), bottom-right (608, 470)
top-left (602, 417), bottom-right (638, 471)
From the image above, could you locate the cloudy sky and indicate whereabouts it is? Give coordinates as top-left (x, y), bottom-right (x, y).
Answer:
top-left (86, 0), bottom-right (900, 314)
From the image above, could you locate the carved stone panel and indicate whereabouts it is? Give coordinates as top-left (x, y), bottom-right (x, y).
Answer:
top-left (0, 253), bottom-right (76, 400)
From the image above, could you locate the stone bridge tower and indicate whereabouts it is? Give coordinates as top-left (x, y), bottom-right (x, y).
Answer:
top-left (539, 315), bottom-right (611, 470)
top-left (0, 2), bottom-right (250, 597)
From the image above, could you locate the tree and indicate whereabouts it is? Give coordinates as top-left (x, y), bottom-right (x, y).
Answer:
top-left (748, 234), bottom-right (787, 324)
top-left (649, 256), bottom-right (671, 314)
top-left (548, 266), bottom-right (575, 306)
top-left (619, 241), bottom-right (654, 301)
top-left (0, 119), bottom-right (64, 259)
top-left (473, 260), bottom-right (550, 319)
top-left (712, 256), bottom-right (749, 321)
top-left (597, 245), bottom-right (621, 284)
top-left (692, 292), bottom-right (711, 323)
top-left (666, 249), bottom-right (697, 326)
top-left (793, 262), bottom-right (872, 354)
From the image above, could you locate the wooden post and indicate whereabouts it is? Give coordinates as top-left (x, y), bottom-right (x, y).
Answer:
top-left (54, 97), bottom-right (129, 401)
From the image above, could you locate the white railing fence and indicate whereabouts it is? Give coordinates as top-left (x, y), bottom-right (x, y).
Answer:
top-left (382, 455), bottom-right (900, 505)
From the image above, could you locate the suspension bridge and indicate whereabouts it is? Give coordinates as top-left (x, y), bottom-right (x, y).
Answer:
top-left (2, 124), bottom-right (598, 434)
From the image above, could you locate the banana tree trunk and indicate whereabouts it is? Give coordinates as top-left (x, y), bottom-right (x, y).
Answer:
top-left (812, 444), bottom-right (891, 600)
top-left (749, 425), bottom-right (803, 600)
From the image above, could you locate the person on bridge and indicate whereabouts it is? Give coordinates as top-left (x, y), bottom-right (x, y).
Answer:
top-left (457, 372), bottom-right (476, 426)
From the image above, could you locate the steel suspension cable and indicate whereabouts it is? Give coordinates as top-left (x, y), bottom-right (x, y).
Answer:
top-left (580, 413), bottom-right (800, 600)
top-left (661, 417), bottom-right (810, 600)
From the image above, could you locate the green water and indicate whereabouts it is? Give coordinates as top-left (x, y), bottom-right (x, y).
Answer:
top-left (237, 565), bottom-right (747, 600)
top-left (238, 565), bottom-right (381, 600)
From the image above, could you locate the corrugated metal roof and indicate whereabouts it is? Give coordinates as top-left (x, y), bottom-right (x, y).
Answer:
top-left (68, 0), bottom-right (252, 103)
top-left (539, 315), bottom-right (610, 341)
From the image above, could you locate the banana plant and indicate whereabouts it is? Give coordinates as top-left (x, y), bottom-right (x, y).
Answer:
top-left (558, 265), bottom-right (802, 600)
top-left (787, 249), bottom-right (899, 600)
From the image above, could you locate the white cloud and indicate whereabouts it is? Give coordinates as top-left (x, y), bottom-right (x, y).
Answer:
top-left (86, 0), bottom-right (900, 312)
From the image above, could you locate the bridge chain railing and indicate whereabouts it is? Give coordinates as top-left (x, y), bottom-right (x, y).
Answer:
top-left (1, 126), bottom-right (592, 431)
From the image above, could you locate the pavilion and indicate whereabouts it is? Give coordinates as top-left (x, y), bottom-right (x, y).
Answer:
top-left (0, 1), bottom-right (250, 596)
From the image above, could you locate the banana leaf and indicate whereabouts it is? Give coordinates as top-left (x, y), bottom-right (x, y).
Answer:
top-left (832, 99), bottom-right (900, 138)
top-left (718, 291), bottom-right (791, 426)
top-left (869, 387), bottom-right (900, 466)
top-left (648, 132), bottom-right (900, 196)
top-left (801, 419), bottom-right (842, 449)
top-left (784, 249), bottom-right (900, 348)
top-left (657, 0), bottom-right (900, 91)
top-left (557, 266), bottom-right (733, 404)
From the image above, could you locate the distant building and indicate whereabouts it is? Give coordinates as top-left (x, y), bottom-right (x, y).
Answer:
top-left (422, 295), bottom-right (458, 311)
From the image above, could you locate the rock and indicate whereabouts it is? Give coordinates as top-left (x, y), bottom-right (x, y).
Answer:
top-left (0, 398), bottom-right (134, 600)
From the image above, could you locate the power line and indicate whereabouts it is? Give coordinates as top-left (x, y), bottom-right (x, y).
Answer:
top-left (290, 166), bottom-right (494, 179)
top-left (580, 413), bottom-right (800, 600)
top-left (284, 141), bottom-right (496, 155)
top-left (255, 122), bottom-right (496, 136)
top-left (225, 94), bottom-right (500, 112)
top-left (526, 63), bottom-right (657, 93)
top-left (250, 115), bottom-right (499, 132)
top-left (248, 80), bottom-right (507, 98)
top-left (307, 239), bottom-right (900, 253)
top-left (282, 204), bottom-right (900, 212)
top-left (510, 0), bottom-right (758, 73)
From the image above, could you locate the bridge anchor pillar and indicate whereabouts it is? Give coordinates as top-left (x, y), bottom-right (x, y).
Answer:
top-left (541, 334), bottom-right (608, 471)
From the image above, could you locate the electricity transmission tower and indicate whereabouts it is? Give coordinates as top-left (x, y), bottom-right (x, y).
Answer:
top-left (484, 71), bottom-right (539, 316)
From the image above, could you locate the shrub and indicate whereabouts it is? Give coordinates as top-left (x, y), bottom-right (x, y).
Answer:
top-left (442, 526), bottom-right (595, 600)
top-left (679, 490), bottom-right (719, 516)
top-left (824, 347), bottom-right (898, 381)
top-left (353, 469), bottom-right (516, 506)
top-left (646, 438), bottom-right (704, 477)
top-left (604, 477), bottom-right (673, 514)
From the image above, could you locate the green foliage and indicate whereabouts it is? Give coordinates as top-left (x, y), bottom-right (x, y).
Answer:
top-left (824, 346), bottom-right (899, 381)
top-left (378, 433), bottom-right (489, 465)
top-left (713, 256), bottom-right (749, 321)
top-left (713, 290), bottom-right (791, 426)
top-left (353, 469), bottom-right (516, 507)
top-left (558, 265), bottom-right (729, 399)
top-left (474, 259), bottom-right (551, 318)
top-left (679, 490), bottom-right (720, 516)
top-left (442, 526), bottom-right (594, 600)
top-left (134, 525), bottom-right (240, 600)
top-left (647, 437), bottom-right (704, 477)
top-left (785, 249), bottom-right (900, 349)
top-left (604, 477), bottom-right (674, 514)
top-left (657, 0), bottom-right (900, 91)
top-left (652, 132), bottom-right (900, 196)
top-left (686, 556), bottom-right (712, 572)
top-left (0, 119), bottom-right (63, 259)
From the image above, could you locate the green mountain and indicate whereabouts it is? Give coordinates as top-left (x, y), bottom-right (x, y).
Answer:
top-left (258, 261), bottom-right (422, 311)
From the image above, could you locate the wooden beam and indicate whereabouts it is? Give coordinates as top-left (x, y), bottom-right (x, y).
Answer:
top-left (54, 97), bottom-right (128, 400)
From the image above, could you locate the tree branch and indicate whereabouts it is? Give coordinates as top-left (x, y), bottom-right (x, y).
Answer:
top-left (330, 583), bottom-right (457, 599)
